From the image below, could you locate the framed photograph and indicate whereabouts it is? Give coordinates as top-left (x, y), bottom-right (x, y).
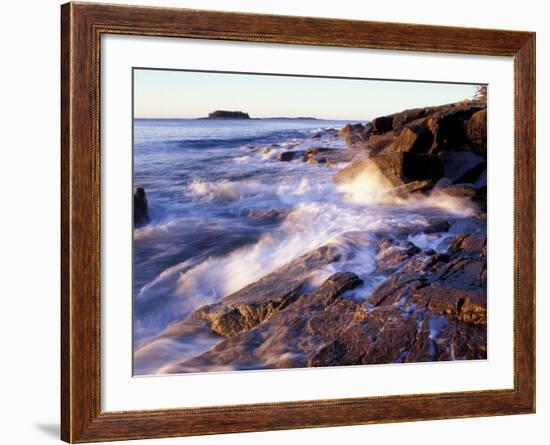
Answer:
top-left (61, 2), bottom-right (535, 442)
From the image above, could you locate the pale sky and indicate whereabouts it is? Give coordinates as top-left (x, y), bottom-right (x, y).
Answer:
top-left (134, 68), bottom-right (480, 120)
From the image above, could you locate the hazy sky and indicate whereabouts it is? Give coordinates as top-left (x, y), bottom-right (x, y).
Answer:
top-left (134, 68), bottom-right (479, 120)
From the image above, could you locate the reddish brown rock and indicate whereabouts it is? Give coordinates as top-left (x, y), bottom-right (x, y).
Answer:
top-left (339, 123), bottom-right (370, 147)
top-left (448, 234), bottom-right (487, 257)
top-left (392, 107), bottom-right (428, 129)
top-left (365, 132), bottom-right (397, 156)
top-left (466, 108), bottom-right (487, 155)
top-left (376, 238), bottom-right (420, 273)
top-left (388, 180), bottom-right (435, 198)
top-left (191, 245), bottom-right (343, 337)
top-left (301, 147), bottom-right (358, 165)
top-left (383, 124), bottom-right (434, 154)
top-left (170, 272), bottom-right (365, 372)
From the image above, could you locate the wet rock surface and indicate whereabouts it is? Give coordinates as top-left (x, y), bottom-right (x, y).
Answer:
top-left (191, 245), bottom-right (343, 337)
top-left (333, 152), bottom-right (444, 187)
top-left (164, 224), bottom-right (486, 372)
top-left (134, 187), bottom-right (150, 227)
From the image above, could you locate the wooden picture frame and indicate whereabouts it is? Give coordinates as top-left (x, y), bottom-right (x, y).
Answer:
top-left (61, 2), bottom-right (535, 442)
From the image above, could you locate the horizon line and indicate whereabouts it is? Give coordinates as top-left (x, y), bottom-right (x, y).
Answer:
top-left (133, 116), bottom-right (365, 121)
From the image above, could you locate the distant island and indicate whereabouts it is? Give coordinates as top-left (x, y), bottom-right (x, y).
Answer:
top-left (205, 110), bottom-right (250, 119)
top-left (199, 111), bottom-right (319, 120)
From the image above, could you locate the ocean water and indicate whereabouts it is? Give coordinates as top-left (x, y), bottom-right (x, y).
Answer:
top-left (133, 118), bottom-right (480, 374)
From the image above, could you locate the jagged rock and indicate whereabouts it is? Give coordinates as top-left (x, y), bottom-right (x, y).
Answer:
top-left (376, 238), bottom-right (420, 273)
top-left (333, 152), bottom-right (444, 187)
top-left (366, 132), bottom-right (398, 156)
top-left (448, 234), bottom-right (487, 257)
top-left (302, 147), bottom-right (336, 162)
top-left (392, 107), bottom-right (428, 129)
top-left (388, 180), bottom-right (435, 198)
top-left (432, 185), bottom-right (477, 199)
top-left (424, 219), bottom-right (451, 234)
top-left (466, 108), bottom-right (487, 155)
top-left (382, 124), bottom-right (434, 154)
top-left (134, 187), bottom-right (149, 227)
top-left (371, 115), bottom-right (394, 133)
top-left (427, 105), bottom-right (484, 153)
top-left (191, 245), bottom-right (343, 337)
top-left (278, 151), bottom-right (296, 162)
top-left (431, 256), bottom-right (486, 290)
top-left (412, 285), bottom-right (486, 325)
top-left (339, 123), bottom-right (370, 147)
top-left (303, 147), bottom-right (358, 165)
top-left (165, 227), bottom-right (488, 372)
top-left (171, 272), bottom-right (364, 372)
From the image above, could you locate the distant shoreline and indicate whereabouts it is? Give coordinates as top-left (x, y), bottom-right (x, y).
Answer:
top-left (197, 116), bottom-right (319, 120)
top-left (134, 117), bottom-right (358, 121)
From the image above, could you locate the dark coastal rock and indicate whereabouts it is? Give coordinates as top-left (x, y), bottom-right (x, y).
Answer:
top-left (312, 128), bottom-right (339, 139)
top-left (432, 185), bottom-right (477, 199)
top-left (383, 124), bottom-right (434, 154)
top-left (165, 225), bottom-right (487, 373)
top-left (356, 236), bottom-right (487, 362)
top-left (440, 151), bottom-right (486, 184)
top-left (426, 104), bottom-right (483, 153)
top-left (134, 187), bottom-right (149, 227)
top-left (413, 285), bottom-right (486, 326)
top-left (448, 233), bottom-right (487, 257)
top-left (365, 132), bottom-right (397, 156)
top-left (302, 147), bottom-right (336, 162)
top-left (387, 180), bottom-right (435, 198)
top-left (333, 152), bottom-right (444, 187)
top-left (429, 254), bottom-right (487, 291)
top-left (170, 272), bottom-right (364, 372)
top-left (370, 115), bottom-right (394, 133)
top-left (191, 245), bottom-right (343, 337)
top-left (332, 101), bottom-right (487, 202)
top-left (424, 219), bottom-right (451, 234)
top-left (392, 107), bottom-right (428, 129)
top-left (277, 151), bottom-right (294, 162)
top-left (466, 108), bottom-right (487, 155)
top-left (302, 147), bottom-right (358, 166)
top-left (207, 110), bottom-right (250, 119)
top-left (376, 238), bottom-right (420, 273)
top-left (278, 151), bottom-right (305, 162)
top-left (278, 151), bottom-right (295, 162)
top-left (339, 123), bottom-right (370, 147)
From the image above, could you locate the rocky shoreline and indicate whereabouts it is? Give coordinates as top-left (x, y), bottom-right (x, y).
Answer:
top-left (134, 99), bottom-right (488, 373)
